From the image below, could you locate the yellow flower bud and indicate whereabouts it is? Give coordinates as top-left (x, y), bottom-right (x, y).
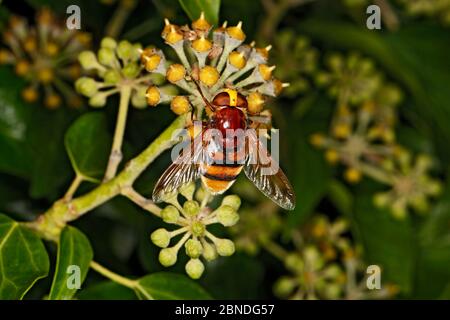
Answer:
top-left (166, 63), bottom-right (186, 83)
top-left (143, 53), bottom-right (161, 72)
top-left (202, 241), bottom-right (217, 261)
top-left (255, 45), bottom-right (272, 61)
top-left (221, 195), bottom-right (241, 211)
top-left (183, 200), bottom-right (200, 216)
top-left (146, 86), bottom-right (160, 106)
top-left (15, 60), bottom-right (30, 76)
top-left (165, 26), bottom-right (183, 44)
top-left (226, 21), bottom-right (245, 41)
top-left (161, 205), bottom-right (180, 224)
top-left (170, 96), bottom-right (190, 115)
top-left (192, 36), bottom-right (212, 52)
top-left (272, 78), bottom-right (286, 96)
top-left (344, 168), bottom-right (362, 184)
top-left (333, 123), bottom-right (351, 139)
top-left (44, 93), bottom-right (61, 109)
top-left (23, 36), bottom-right (37, 53)
top-left (325, 149), bottom-right (339, 164)
top-left (247, 91), bottom-right (265, 114)
top-left (309, 133), bottom-right (326, 147)
top-left (192, 12), bottom-right (211, 32)
top-left (185, 239), bottom-right (203, 259)
top-left (228, 51), bottom-right (246, 69)
top-left (22, 86), bottom-right (38, 103)
top-left (46, 42), bottom-right (59, 56)
top-left (258, 64), bottom-right (275, 81)
top-left (199, 66), bottom-right (219, 86)
top-left (37, 67), bottom-right (54, 84)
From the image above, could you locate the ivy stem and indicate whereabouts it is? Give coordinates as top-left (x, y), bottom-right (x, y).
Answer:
top-left (89, 261), bottom-right (136, 289)
top-left (105, 0), bottom-right (138, 39)
top-left (25, 115), bottom-right (188, 242)
top-left (63, 174), bottom-right (84, 201)
top-left (104, 85), bottom-right (132, 182)
top-left (262, 239), bottom-right (289, 261)
top-left (121, 187), bottom-right (162, 217)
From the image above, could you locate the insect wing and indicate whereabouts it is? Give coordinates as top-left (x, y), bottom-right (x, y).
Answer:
top-left (244, 130), bottom-right (296, 210)
top-left (152, 135), bottom-right (204, 202)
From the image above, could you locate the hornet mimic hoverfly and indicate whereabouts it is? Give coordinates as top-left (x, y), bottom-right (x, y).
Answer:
top-left (152, 82), bottom-right (296, 210)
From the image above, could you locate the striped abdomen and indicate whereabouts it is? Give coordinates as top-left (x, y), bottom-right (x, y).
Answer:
top-left (200, 142), bottom-right (246, 194)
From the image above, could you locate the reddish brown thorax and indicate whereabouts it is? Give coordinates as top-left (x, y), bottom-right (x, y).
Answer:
top-left (209, 107), bottom-right (247, 136)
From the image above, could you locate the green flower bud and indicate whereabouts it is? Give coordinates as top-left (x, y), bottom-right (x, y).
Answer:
top-left (101, 37), bottom-right (117, 49)
top-left (284, 253), bottom-right (303, 272)
top-left (183, 200), bottom-right (200, 217)
top-left (103, 69), bottom-right (121, 84)
top-left (75, 77), bottom-right (98, 97)
top-left (89, 92), bottom-right (107, 108)
top-left (179, 182), bottom-right (196, 201)
top-left (215, 205), bottom-right (239, 227)
top-left (322, 264), bottom-right (342, 279)
top-left (373, 192), bottom-right (390, 208)
top-left (195, 186), bottom-right (208, 203)
top-left (185, 239), bottom-right (203, 258)
top-left (161, 205), bottom-right (180, 224)
top-left (159, 247), bottom-right (177, 267)
top-left (117, 40), bottom-right (133, 60)
top-left (202, 241), bottom-right (217, 261)
top-left (132, 43), bottom-right (143, 60)
top-left (221, 195), bottom-right (241, 210)
top-left (323, 283), bottom-right (342, 299)
top-left (131, 86), bottom-right (147, 109)
top-left (273, 276), bottom-right (296, 298)
top-left (122, 62), bottom-right (140, 78)
top-left (151, 228), bottom-right (171, 248)
top-left (78, 51), bottom-right (98, 70)
top-left (98, 47), bottom-right (116, 67)
top-left (215, 238), bottom-right (235, 256)
top-left (191, 221), bottom-right (205, 237)
top-left (185, 259), bottom-right (204, 279)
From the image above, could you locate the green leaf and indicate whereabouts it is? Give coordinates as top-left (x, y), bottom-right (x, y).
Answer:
top-left (77, 280), bottom-right (137, 300)
top-left (284, 95), bottom-right (333, 226)
top-left (48, 226), bottom-right (93, 300)
top-left (0, 66), bottom-right (32, 178)
top-left (178, 0), bottom-right (220, 25)
top-left (351, 196), bottom-right (416, 294)
top-left (65, 112), bottom-right (111, 182)
top-left (0, 214), bottom-right (49, 299)
top-left (135, 272), bottom-right (212, 300)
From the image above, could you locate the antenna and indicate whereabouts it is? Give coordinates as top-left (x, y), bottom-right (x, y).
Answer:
top-left (190, 74), bottom-right (216, 112)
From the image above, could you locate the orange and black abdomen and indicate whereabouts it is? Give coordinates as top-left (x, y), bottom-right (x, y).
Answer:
top-left (201, 106), bottom-right (247, 194)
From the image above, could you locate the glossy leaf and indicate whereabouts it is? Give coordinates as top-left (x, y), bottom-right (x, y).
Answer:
top-left (0, 214), bottom-right (49, 299)
top-left (77, 280), bottom-right (137, 300)
top-left (178, 0), bottom-right (220, 25)
top-left (49, 226), bottom-right (93, 300)
top-left (135, 272), bottom-right (211, 300)
top-left (65, 112), bottom-right (111, 182)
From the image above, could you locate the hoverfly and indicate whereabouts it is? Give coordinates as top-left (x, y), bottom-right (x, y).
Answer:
top-left (152, 83), bottom-right (296, 210)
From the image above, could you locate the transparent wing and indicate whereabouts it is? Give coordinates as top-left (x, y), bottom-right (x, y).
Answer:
top-left (152, 135), bottom-right (204, 203)
top-left (244, 130), bottom-right (296, 210)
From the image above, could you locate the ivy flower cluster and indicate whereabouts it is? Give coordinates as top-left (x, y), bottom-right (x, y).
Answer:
top-left (75, 37), bottom-right (150, 108)
top-left (398, 0), bottom-right (450, 25)
top-left (141, 12), bottom-right (288, 117)
top-left (309, 52), bottom-right (442, 218)
top-left (0, 9), bottom-right (91, 108)
top-left (273, 215), bottom-right (398, 300)
top-left (272, 30), bottom-right (318, 97)
top-left (150, 182), bottom-right (241, 279)
top-left (315, 52), bottom-right (382, 106)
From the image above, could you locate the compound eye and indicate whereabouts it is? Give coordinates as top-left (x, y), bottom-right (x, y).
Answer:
top-left (212, 92), bottom-right (230, 106)
top-left (236, 93), bottom-right (248, 109)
